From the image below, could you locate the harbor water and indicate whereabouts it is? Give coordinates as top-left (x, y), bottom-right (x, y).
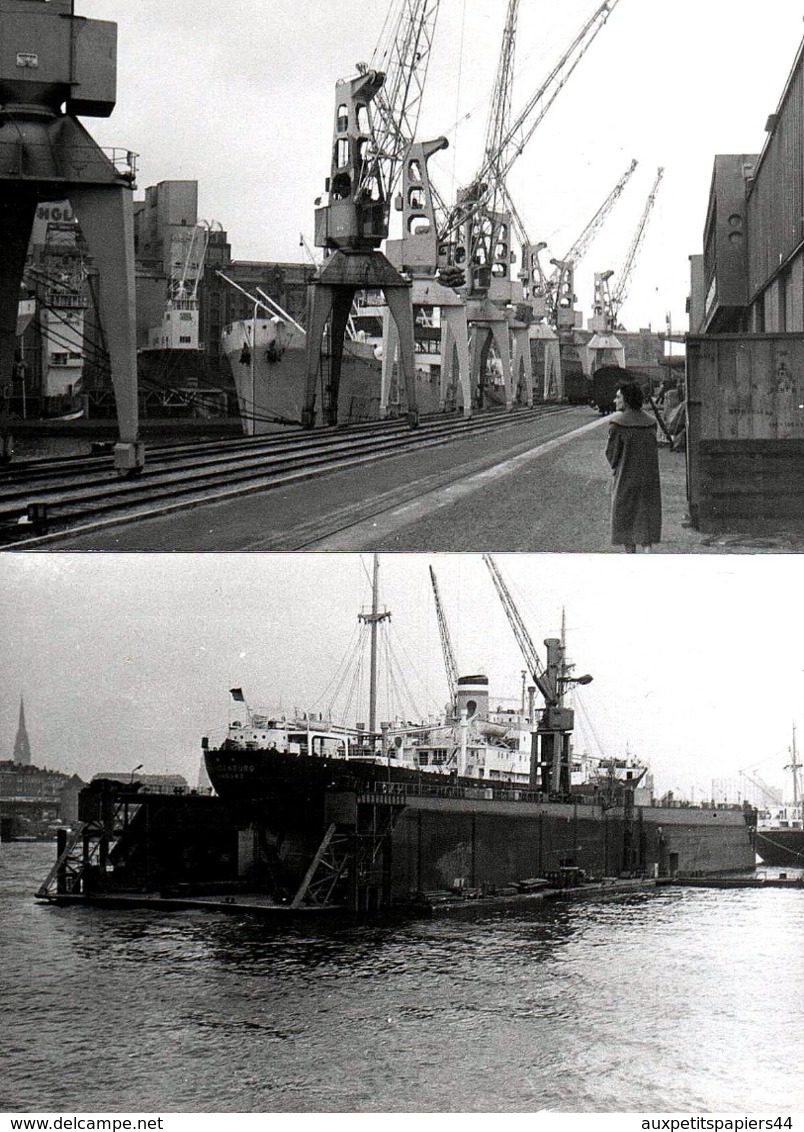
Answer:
top-left (2, 843), bottom-right (802, 1114)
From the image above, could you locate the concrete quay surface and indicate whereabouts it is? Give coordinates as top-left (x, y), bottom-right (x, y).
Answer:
top-left (40, 408), bottom-right (804, 553)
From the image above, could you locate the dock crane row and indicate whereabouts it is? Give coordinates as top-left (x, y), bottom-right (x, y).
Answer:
top-left (439, 0), bottom-right (624, 274)
top-left (385, 0), bottom-right (626, 416)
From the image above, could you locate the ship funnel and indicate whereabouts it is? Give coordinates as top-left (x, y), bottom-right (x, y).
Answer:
top-left (455, 675), bottom-right (489, 721)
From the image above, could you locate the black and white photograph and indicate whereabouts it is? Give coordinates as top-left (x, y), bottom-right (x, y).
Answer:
top-left (1, 0), bottom-right (803, 1126)
top-left (1, 553), bottom-right (803, 1119)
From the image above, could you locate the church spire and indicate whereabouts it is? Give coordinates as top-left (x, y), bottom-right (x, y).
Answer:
top-left (13, 696), bottom-right (31, 766)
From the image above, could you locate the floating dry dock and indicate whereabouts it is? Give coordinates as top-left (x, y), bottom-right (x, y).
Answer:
top-left (37, 875), bottom-right (661, 918)
top-left (35, 779), bottom-right (758, 918)
top-left (39, 873), bottom-right (802, 921)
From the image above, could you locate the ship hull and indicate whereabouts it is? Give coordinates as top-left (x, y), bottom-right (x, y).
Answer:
top-left (204, 746), bottom-right (756, 900)
top-left (754, 828), bottom-right (804, 867)
top-left (221, 320), bottom-right (443, 431)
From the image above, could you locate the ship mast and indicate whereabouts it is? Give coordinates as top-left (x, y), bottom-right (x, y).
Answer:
top-left (785, 723), bottom-right (801, 814)
top-left (358, 555), bottom-right (391, 736)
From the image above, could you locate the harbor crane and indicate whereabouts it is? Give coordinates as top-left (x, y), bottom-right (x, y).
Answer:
top-left (738, 769), bottom-right (783, 809)
top-left (587, 165), bottom-right (664, 371)
top-left (440, 0), bottom-right (623, 292)
top-left (385, 2), bottom-right (624, 414)
top-left (482, 554), bottom-right (592, 794)
top-left (356, 0), bottom-right (441, 209)
top-left (303, 0), bottom-right (441, 429)
top-left (429, 565), bottom-right (459, 715)
top-left (437, 0), bottom-right (623, 409)
top-left (549, 157), bottom-right (638, 331)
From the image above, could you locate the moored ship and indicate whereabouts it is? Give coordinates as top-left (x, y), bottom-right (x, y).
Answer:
top-left (220, 289), bottom-right (446, 432)
top-left (202, 557), bottom-right (757, 906)
top-left (754, 728), bottom-right (804, 867)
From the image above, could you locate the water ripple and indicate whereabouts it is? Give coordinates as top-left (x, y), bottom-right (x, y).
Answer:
top-left (3, 844), bottom-right (802, 1113)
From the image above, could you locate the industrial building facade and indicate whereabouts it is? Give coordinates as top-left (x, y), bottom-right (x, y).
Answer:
top-left (697, 38), bottom-right (804, 334)
top-left (687, 34), bottom-right (804, 532)
top-left (13, 179), bottom-right (314, 420)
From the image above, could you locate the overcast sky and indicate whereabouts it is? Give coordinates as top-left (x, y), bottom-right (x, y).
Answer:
top-left (71, 0), bottom-right (804, 336)
top-left (2, 552), bottom-right (802, 804)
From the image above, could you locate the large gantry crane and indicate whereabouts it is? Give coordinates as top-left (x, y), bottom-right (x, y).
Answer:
top-left (382, 1), bottom-right (625, 415)
top-left (586, 165), bottom-right (664, 372)
top-left (302, 0), bottom-right (441, 429)
top-left (483, 554), bottom-right (591, 795)
top-left (522, 157), bottom-right (638, 400)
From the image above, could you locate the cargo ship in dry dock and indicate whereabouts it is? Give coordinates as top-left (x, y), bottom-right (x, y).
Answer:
top-left (38, 557), bottom-right (757, 914)
top-left (201, 557), bottom-right (756, 907)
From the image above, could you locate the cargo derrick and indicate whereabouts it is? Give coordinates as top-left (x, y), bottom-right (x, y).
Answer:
top-left (547, 158), bottom-right (639, 400)
top-left (587, 166), bottom-right (664, 373)
top-left (0, 0), bottom-right (143, 472)
top-left (303, 0), bottom-right (441, 429)
top-left (437, 0), bottom-right (623, 411)
top-left (483, 554), bottom-right (593, 797)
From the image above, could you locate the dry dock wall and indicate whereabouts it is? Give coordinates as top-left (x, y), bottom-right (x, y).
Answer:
top-left (387, 798), bottom-right (755, 898)
top-left (74, 789), bottom-right (755, 903)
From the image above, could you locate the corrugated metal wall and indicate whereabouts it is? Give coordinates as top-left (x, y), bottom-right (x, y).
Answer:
top-left (747, 57), bottom-right (804, 295)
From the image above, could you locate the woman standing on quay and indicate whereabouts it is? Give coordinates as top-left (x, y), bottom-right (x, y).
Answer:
top-left (605, 381), bottom-right (662, 552)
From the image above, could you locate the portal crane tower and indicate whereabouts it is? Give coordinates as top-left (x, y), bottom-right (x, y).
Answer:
top-left (303, 0), bottom-right (442, 429)
top-left (429, 565), bottom-right (458, 714)
top-left (483, 555), bottom-right (592, 794)
top-left (389, 0), bottom-right (525, 415)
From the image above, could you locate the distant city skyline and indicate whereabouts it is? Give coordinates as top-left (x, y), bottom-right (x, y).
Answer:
top-left (2, 552), bottom-right (803, 803)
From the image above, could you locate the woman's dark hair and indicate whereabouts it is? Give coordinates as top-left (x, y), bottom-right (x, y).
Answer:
top-left (618, 382), bottom-right (644, 410)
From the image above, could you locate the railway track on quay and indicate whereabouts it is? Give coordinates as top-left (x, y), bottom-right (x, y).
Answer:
top-left (0, 404), bottom-right (580, 548)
